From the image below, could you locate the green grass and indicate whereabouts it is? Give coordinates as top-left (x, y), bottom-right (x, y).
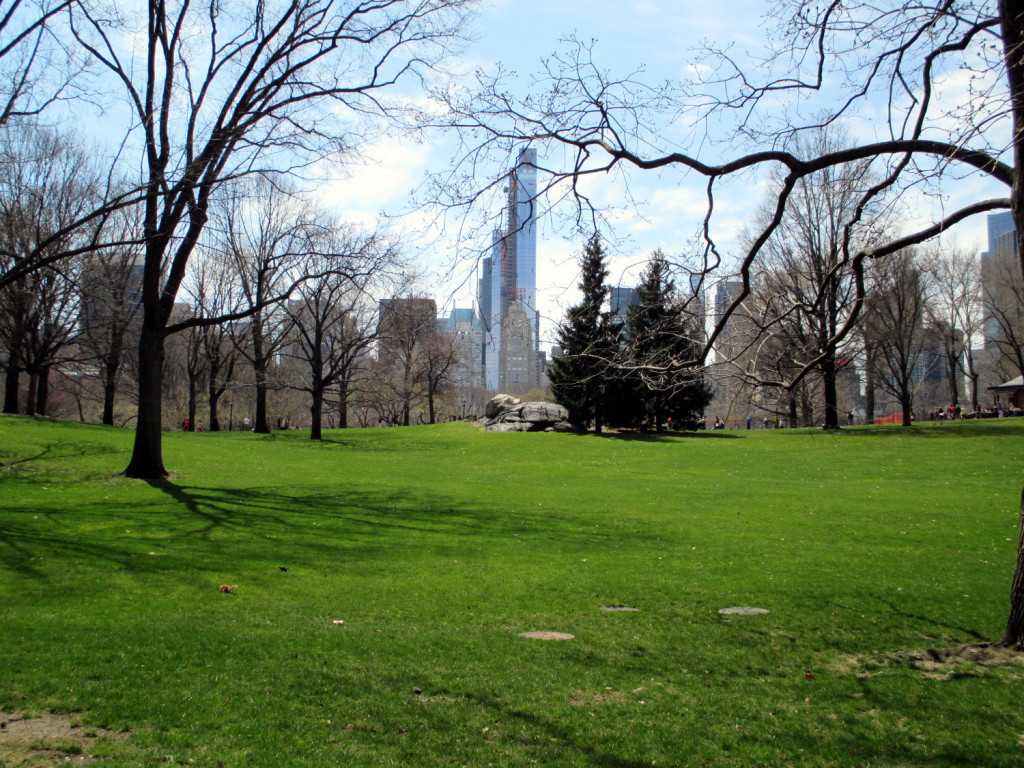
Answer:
top-left (1, 416), bottom-right (1023, 767)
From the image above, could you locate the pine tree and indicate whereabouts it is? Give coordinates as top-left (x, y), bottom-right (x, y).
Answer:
top-left (549, 233), bottom-right (612, 432)
top-left (621, 251), bottom-right (711, 430)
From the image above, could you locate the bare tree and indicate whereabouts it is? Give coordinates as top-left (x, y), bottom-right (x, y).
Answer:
top-left (930, 246), bottom-right (986, 412)
top-left (376, 296), bottom-right (437, 426)
top-left (0, 0), bottom-right (83, 126)
top-left (78, 209), bottom-right (144, 426)
top-left (743, 129), bottom-right (890, 428)
top-left (186, 252), bottom-right (240, 432)
top-left (0, 122), bottom-right (100, 413)
top-left (285, 226), bottom-right (398, 439)
top-left (418, 331), bottom-right (458, 424)
top-left (219, 179), bottom-right (315, 434)
top-left (67, 0), bottom-right (472, 477)
top-left (863, 248), bottom-right (933, 426)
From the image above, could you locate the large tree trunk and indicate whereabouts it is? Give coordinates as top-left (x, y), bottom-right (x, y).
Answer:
top-left (253, 361), bottom-right (271, 433)
top-left (900, 391), bottom-right (913, 427)
top-left (310, 385), bottom-right (323, 441)
top-left (822, 356), bottom-right (839, 429)
top-left (209, 393), bottom-right (220, 432)
top-left (125, 323), bottom-right (168, 478)
top-left (998, 0), bottom-right (1024, 649)
top-left (1001, 487), bottom-right (1024, 649)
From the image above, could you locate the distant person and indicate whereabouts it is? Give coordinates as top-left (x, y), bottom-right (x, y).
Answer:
top-left (746, 416), bottom-right (752, 430)
top-left (847, 410), bottom-right (854, 426)
top-left (763, 416), bottom-right (770, 429)
top-left (197, 420), bottom-right (203, 432)
top-left (182, 418), bottom-right (189, 431)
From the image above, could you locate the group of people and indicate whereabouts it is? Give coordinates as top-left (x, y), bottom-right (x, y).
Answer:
top-left (929, 402), bottom-right (1023, 420)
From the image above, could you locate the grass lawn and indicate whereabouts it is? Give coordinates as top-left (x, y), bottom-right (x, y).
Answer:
top-left (1, 415), bottom-right (1023, 767)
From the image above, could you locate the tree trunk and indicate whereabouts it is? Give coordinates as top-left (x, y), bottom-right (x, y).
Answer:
top-left (998, 0), bottom-right (1024, 648)
top-left (125, 323), bottom-right (168, 478)
top-left (24, 369), bottom-right (38, 416)
top-left (310, 385), bottom-right (323, 441)
top-left (35, 366), bottom-right (49, 416)
top-left (187, 375), bottom-right (198, 432)
top-left (1001, 487), bottom-right (1024, 649)
top-left (337, 378), bottom-right (349, 429)
top-left (822, 356), bottom-right (839, 429)
top-left (900, 392), bottom-right (913, 427)
top-left (864, 352), bottom-right (876, 424)
top-left (3, 351), bottom-right (20, 413)
top-left (102, 356), bottom-right (119, 426)
top-left (253, 359), bottom-right (271, 433)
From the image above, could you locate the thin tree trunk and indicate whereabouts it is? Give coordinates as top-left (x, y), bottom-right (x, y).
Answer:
top-left (24, 369), bottom-right (38, 416)
top-left (864, 350), bottom-right (876, 423)
top-left (35, 366), bottom-right (49, 416)
top-left (900, 392), bottom-right (913, 427)
top-left (102, 356), bottom-right (120, 426)
top-left (3, 350), bottom-right (20, 413)
top-left (337, 377), bottom-right (349, 429)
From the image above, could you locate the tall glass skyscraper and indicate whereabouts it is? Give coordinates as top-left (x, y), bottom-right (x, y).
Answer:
top-left (478, 148), bottom-right (540, 392)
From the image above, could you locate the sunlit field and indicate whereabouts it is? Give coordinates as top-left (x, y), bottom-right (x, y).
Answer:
top-left (2, 416), bottom-right (1023, 767)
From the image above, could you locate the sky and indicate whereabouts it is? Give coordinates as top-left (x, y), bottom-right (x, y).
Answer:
top-left (315, 0), bottom-right (1006, 351)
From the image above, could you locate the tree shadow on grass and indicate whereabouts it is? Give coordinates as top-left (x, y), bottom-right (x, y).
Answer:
top-left (591, 430), bottom-right (741, 441)
top-left (1, 478), bottom-right (661, 582)
top-left (841, 421), bottom-right (1024, 438)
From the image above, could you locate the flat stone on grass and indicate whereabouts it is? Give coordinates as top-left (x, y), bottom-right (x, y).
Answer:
top-left (519, 631), bottom-right (575, 640)
top-left (718, 607), bottom-right (770, 615)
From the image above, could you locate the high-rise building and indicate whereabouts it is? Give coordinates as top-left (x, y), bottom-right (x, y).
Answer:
top-left (980, 211), bottom-right (1016, 348)
top-left (477, 148), bottom-right (540, 393)
top-left (443, 307), bottom-right (484, 390)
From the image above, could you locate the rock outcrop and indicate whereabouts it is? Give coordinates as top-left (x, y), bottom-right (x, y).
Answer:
top-left (480, 394), bottom-right (574, 432)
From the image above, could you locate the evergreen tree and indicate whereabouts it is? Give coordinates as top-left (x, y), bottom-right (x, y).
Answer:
top-left (549, 233), bottom-right (612, 432)
top-left (621, 251), bottom-right (711, 430)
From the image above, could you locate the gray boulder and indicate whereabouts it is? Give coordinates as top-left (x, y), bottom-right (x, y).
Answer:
top-left (484, 394), bottom-right (520, 419)
top-left (481, 394), bottom-right (570, 432)
top-left (513, 401), bottom-right (567, 423)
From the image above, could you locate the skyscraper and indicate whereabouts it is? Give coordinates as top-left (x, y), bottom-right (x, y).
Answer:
top-left (478, 148), bottom-right (540, 392)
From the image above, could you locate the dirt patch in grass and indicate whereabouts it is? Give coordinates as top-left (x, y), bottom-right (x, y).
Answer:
top-left (568, 689), bottom-right (629, 707)
top-left (835, 643), bottom-right (1024, 680)
top-left (0, 711), bottom-right (129, 766)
